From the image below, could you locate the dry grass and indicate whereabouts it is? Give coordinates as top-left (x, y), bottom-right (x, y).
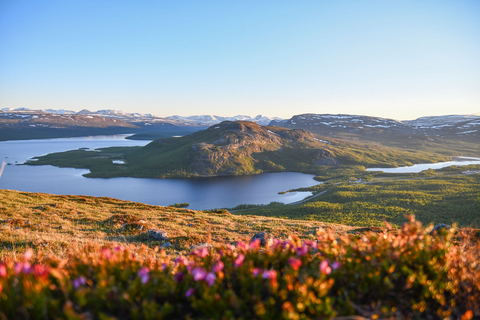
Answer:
top-left (0, 189), bottom-right (358, 259)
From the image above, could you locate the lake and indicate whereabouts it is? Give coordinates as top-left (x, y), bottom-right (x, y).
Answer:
top-left (366, 157), bottom-right (480, 173)
top-left (0, 135), bottom-right (318, 210)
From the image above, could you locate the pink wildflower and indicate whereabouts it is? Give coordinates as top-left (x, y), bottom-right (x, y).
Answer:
top-left (185, 288), bottom-right (195, 298)
top-left (113, 245), bottom-right (125, 252)
top-left (226, 244), bottom-right (236, 251)
top-left (320, 260), bottom-right (331, 275)
top-left (0, 264), bottom-right (6, 277)
top-left (14, 262), bottom-right (23, 274)
top-left (174, 271), bottom-right (184, 283)
top-left (22, 262), bottom-right (33, 274)
top-left (234, 254), bottom-right (245, 268)
top-left (288, 257), bottom-right (302, 271)
top-left (212, 261), bottom-right (224, 273)
top-left (137, 267), bottom-right (150, 284)
top-left (252, 268), bottom-right (262, 277)
top-left (282, 241), bottom-right (292, 249)
top-left (205, 272), bottom-right (216, 287)
top-left (34, 264), bottom-right (49, 278)
top-left (331, 261), bottom-right (340, 270)
top-left (101, 248), bottom-right (112, 259)
top-left (296, 245), bottom-right (308, 256)
top-left (175, 256), bottom-right (189, 267)
top-left (304, 240), bottom-right (318, 249)
top-left (192, 267), bottom-right (207, 281)
top-left (195, 247), bottom-right (208, 258)
top-left (73, 276), bottom-right (87, 289)
top-left (237, 241), bottom-right (249, 251)
top-left (250, 239), bottom-right (261, 250)
top-left (262, 270), bottom-right (277, 280)
top-left (24, 248), bottom-right (33, 260)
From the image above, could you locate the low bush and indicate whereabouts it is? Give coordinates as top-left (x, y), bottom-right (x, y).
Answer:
top-left (0, 216), bottom-right (478, 319)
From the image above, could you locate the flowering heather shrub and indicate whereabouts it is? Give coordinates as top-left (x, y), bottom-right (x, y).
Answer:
top-left (0, 216), bottom-right (479, 319)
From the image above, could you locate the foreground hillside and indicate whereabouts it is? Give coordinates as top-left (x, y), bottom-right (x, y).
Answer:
top-left (1, 189), bottom-right (479, 319)
top-left (26, 120), bottom-right (448, 178)
top-left (0, 189), bottom-right (355, 258)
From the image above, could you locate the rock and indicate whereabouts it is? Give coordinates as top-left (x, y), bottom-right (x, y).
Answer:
top-left (148, 229), bottom-right (168, 241)
top-left (431, 224), bottom-right (450, 234)
top-left (190, 243), bottom-right (212, 251)
top-left (160, 242), bottom-right (172, 248)
top-left (250, 232), bottom-right (273, 247)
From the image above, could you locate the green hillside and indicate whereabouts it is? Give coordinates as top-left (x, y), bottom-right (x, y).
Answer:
top-left (26, 121), bottom-right (448, 178)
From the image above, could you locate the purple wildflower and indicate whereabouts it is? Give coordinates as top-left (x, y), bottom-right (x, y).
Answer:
top-left (22, 262), bottom-right (33, 274)
top-left (331, 261), bottom-right (340, 270)
top-left (185, 288), bottom-right (195, 298)
top-left (174, 271), bottom-right (184, 283)
top-left (252, 268), bottom-right (262, 277)
top-left (296, 245), bottom-right (308, 256)
top-left (137, 267), bottom-right (150, 284)
top-left (192, 267), bottom-right (207, 281)
top-left (205, 272), bottom-right (216, 287)
top-left (73, 276), bottom-right (87, 289)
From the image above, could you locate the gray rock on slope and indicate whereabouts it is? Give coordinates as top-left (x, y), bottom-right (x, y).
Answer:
top-left (148, 229), bottom-right (169, 241)
top-left (250, 232), bottom-right (273, 247)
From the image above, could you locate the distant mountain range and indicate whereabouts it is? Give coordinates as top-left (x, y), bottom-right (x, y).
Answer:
top-left (0, 108), bottom-right (280, 126)
top-left (1, 108), bottom-right (479, 141)
top-left (270, 114), bottom-right (480, 139)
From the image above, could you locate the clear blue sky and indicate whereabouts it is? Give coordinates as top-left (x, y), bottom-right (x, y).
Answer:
top-left (1, 1), bottom-right (479, 120)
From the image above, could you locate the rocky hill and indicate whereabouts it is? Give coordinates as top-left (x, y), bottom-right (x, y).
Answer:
top-left (27, 120), bottom-right (448, 178)
top-left (126, 121), bottom-right (329, 177)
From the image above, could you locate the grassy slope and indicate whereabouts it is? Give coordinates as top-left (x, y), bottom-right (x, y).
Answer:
top-left (0, 189), bottom-right (357, 259)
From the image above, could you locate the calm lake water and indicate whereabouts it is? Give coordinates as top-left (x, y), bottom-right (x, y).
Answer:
top-left (366, 157), bottom-right (480, 173)
top-left (0, 135), bottom-right (318, 210)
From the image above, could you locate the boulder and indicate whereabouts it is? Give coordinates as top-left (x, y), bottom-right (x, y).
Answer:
top-left (250, 232), bottom-right (273, 247)
top-left (160, 242), bottom-right (172, 248)
top-left (431, 224), bottom-right (450, 234)
top-left (148, 229), bottom-right (169, 241)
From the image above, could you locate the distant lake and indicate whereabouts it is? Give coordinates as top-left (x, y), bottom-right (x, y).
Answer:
top-left (367, 157), bottom-right (480, 173)
top-left (0, 135), bottom-right (318, 210)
